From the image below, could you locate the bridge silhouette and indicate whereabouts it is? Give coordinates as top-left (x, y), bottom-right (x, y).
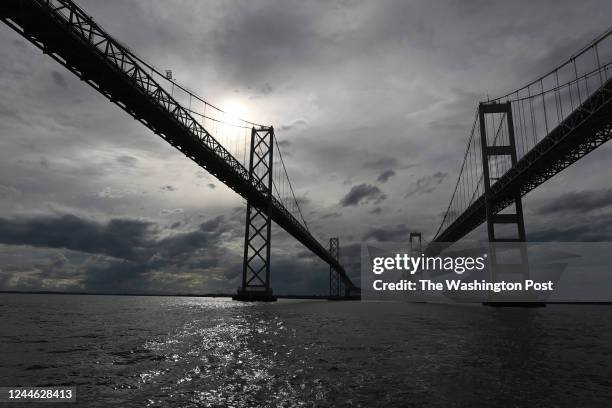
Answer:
top-left (2, 1), bottom-right (612, 301)
top-left (0, 0), bottom-right (356, 301)
top-left (431, 28), bottom-right (612, 253)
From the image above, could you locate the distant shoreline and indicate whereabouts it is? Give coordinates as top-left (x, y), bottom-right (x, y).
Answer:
top-left (1, 291), bottom-right (611, 304)
top-left (0, 290), bottom-right (340, 300)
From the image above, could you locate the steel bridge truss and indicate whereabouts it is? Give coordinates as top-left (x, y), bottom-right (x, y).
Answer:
top-left (236, 128), bottom-right (276, 301)
top-left (434, 76), bottom-right (612, 245)
top-left (0, 0), bottom-right (359, 294)
top-left (328, 238), bottom-right (342, 298)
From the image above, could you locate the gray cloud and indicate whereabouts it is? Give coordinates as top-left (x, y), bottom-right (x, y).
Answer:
top-left (0, 211), bottom-right (343, 294)
top-left (529, 216), bottom-right (612, 241)
top-left (377, 170), bottom-right (396, 183)
top-left (0, 215), bottom-right (155, 261)
top-left (50, 71), bottom-right (67, 88)
top-left (279, 120), bottom-right (307, 132)
top-left (364, 157), bottom-right (400, 170)
top-left (116, 155), bottom-right (138, 167)
top-left (260, 83), bottom-right (273, 95)
top-left (405, 172), bottom-right (447, 197)
top-left (363, 224), bottom-right (412, 242)
top-left (537, 188), bottom-right (612, 215)
top-left (320, 211), bottom-right (342, 219)
top-left (0, 213), bottom-right (244, 292)
top-left (160, 208), bottom-right (184, 216)
top-left (339, 184), bottom-right (387, 207)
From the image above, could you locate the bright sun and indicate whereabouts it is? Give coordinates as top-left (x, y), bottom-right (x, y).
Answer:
top-left (223, 99), bottom-right (248, 124)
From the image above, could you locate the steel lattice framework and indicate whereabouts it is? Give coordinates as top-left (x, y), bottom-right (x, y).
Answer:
top-left (434, 75), bottom-right (612, 245)
top-left (236, 128), bottom-right (275, 301)
top-left (0, 0), bottom-right (358, 292)
top-left (328, 238), bottom-right (340, 298)
top-left (433, 28), bottom-right (612, 248)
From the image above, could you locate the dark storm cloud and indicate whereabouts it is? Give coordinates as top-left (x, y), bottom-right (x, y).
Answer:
top-left (536, 188), bottom-right (612, 215)
top-left (0, 215), bottom-right (154, 261)
top-left (156, 215), bottom-right (233, 258)
top-left (4, 252), bottom-right (81, 288)
top-left (363, 224), bottom-right (412, 242)
top-left (377, 170), bottom-right (396, 183)
top-left (529, 216), bottom-right (612, 242)
top-left (0, 213), bottom-right (244, 292)
top-left (405, 172), bottom-right (447, 198)
top-left (82, 259), bottom-right (150, 292)
top-left (339, 184), bottom-right (387, 207)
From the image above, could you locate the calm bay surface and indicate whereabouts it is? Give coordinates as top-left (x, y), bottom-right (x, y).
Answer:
top-left (1, 294), bottom-right (611, 407)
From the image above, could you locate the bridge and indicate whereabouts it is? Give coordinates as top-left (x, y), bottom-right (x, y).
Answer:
top-left (2, 1), bottom-right (612, 302)
top-left (0, 0), bottom-right (357, 300)
top-left (431, 29), bottom-right (612, 254)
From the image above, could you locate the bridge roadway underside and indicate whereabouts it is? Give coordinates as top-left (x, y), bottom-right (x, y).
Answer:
top-left (0, 0), bottom-right (358, 292)
top-left (433, 76), bottom-right (612, 247)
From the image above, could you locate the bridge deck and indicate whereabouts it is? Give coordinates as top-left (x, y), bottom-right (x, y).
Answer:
top-left (0, 0), bottom-right (358, 291)
top-left (434, 76), bottom-right (612, 244)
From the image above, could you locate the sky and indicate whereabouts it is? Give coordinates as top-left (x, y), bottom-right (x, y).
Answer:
top-left (1, 0), bottom-right (612, 295)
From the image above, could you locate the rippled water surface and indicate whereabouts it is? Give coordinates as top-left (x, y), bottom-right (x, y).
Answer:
top-left (1, 294), bottom-right (612, 407)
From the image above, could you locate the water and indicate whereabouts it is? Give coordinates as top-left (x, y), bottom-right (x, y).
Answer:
top-left (1, 294), bottom-right (612, 407)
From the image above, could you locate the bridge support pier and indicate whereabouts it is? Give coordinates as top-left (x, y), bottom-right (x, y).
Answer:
top-left (328, 238), bottom-right (342, 298)
top-left (478, 102), bottom-right (543, 307)
top-left (233, 127), bottom-right (277, 302)
top-left (409, 232), bottom-right (425, 282)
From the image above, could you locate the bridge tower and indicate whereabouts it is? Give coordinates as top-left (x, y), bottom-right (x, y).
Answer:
top-left (328, 237), bottom-right (341, 298)
top-left (234, 126), bottom-right (277, 302)
top-left (409, 232), bottom-right (425, 282)
top-left (478, 102), bottom-right (534, 305)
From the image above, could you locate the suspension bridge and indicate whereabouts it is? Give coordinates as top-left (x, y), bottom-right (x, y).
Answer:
top-left (0, 0), bottom-right (356, 301)
top-left (2, 0), bottom-right (612, 301)
top-left (431, 29), bottom-right (612, 256)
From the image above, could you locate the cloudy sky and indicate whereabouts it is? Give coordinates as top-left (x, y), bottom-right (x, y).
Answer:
top-left (1, 0), bottom-right (612, 294)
